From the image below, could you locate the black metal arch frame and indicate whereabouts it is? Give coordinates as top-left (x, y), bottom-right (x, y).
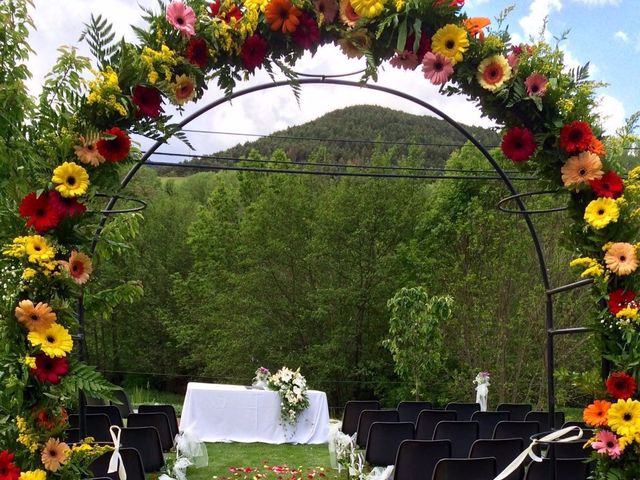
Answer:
top-left (83, 77), bottom-right (593, 438)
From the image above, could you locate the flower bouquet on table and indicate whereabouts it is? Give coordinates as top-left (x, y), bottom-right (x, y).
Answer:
top-left (267, 367), bottom-right (310, 426)
top-left (252, 367), bottom-right (271, 389)
top-left (583, 371), bottom-right (640, 479)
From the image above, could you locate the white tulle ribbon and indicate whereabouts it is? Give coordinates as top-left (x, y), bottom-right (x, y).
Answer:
top-left (107, 425), bottom-right (127, 480)
top-left (476, 384), bottom-right (489, 412)
top-left (366, 465), bottom-right (394, 480)
top-left (494, 426), bottom-right (583, 480)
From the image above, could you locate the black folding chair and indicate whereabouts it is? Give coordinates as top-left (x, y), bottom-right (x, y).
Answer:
top-left (120, 427), bottom-right (165, 472)
top-left (64, 428), bottom-right (80, 444)
top-left (356, 409), bottom-right (399, 448)
top-left (415, 410), bottom-right (457, 440)
top-left (86, 405), bottom-right (124, 427)
top-left (471, 411), bottom-right (510, 439)
top-left (524, 458), bottom-right (589, 480)
top-left (90, 447), bottom-right (146, 480)
top-left (432, 421), bottom-right (479, 458)
top-left (341, 401), bottom-right (380, 436)
top-left (470, 438), bottom-right (524, 480)
top-left (445, 402), bottom-right (481, 421)
top-left (110, 389), bottom-right (133, 419)
top-left (397, 401), bottom-right (433, 424)
top-left (524, 411), bottom-right (565, 432)
top-left (493, 421), bottom-right (539, 446)
top-left (432, 457), bottom-right (496, 480)
top-left (138, 404), bottom-right (179, 440)
top-left (69, 413), bottom-right (112, 443)
top-left (127, 412), bottom-right (174, 451)
top-left (393, 440), bottom-right (451, 480)
top-left (364, 422), bottom-right (414, 466)
top-left (496, 404), bottom-right (532, 422)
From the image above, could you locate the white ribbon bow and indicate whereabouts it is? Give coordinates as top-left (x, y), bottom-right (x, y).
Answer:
top-left (107, 425), bottom-right (127, 480)
top-left (494, 426), bottom-right (583, 480)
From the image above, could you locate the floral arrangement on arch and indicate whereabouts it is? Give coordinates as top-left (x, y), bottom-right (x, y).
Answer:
top-left (267, 367), bottom-right (310, 425)
top-left (1, 0), bottom-right (639, 477)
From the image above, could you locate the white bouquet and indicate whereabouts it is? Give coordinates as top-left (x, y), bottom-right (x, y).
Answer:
top-left (268, 367), bottom-right (310, 425)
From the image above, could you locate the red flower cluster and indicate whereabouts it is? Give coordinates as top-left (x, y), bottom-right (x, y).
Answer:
top-left (31, 354), bottom-right (69, 384)
top-left (241, 34), bottom-right (268, 72)
top-left (97, 127), bottom-right (131, 162)
top-left (186, 38), bottom-right (209, 69)
top-left (559, 121), bottom-right (594, 154)
top-left (590, 171), bottom-right (624, 198)
top-left (19, 191), bottom-right (86, 233)
top-left (0, 450), bottom-right (20, 480)
top-left (608, 289), bottom-right (636, 315)
top-left (501, 127), bottom-right (536, 162)
top-left (606, 371), bottom-right (637, 400)
top-left (403, 31), bottom-right (431, 62)
top-left (132, 85), bottom-right (163, 118)
top-left (291, 13), bottom-right (320, 49)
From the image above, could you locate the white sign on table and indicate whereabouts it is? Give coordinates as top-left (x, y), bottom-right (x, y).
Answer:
top-left (179, 383), bottom-right (330, 444)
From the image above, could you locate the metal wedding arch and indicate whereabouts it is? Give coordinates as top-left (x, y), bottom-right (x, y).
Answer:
top-left (85, 75), bottom-right (593, 428)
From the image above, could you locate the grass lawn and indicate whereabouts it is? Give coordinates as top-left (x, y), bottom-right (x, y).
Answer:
top-left (185, 443), bottom-right (341, 480)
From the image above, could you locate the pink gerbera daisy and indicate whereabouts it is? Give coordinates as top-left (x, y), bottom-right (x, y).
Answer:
top-left (592, 430), bottom-right (622, 459)
top-left (422, 51), bottom-right (453, 85)
top-left (524, 73), bottom-right (548, 96)
top-left (390, 50), bottom-right (419, 70)
top-left (166, 1), bottom-right (196, 36)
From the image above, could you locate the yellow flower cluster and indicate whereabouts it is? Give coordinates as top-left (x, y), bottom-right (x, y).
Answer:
top-left (394, 0), bottom-right (405, 11)
top-left (23, 356), bottom-right (36, 369)
top-left (19, 470), bottom-right (47, 480)
top-left (87, 66), bottom-right (127, 117)
top-left (140, 45), bottom-right (177, 85)
top-left (569, 257), bottom-right (604, 278)
top-left (243, 0), bottom-right (269, 12)
top-left (16, 416), bottom-right (39, 453)
top-left (3, 236), bottom-right (58, 275)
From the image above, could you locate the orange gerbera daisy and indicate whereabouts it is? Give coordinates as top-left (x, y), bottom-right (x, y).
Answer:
top-left (464, 17), bottom-right (490, 40)
top-left (15, 300), bottom-right (57, 332)
top-left (265, 0), bottom-right (301, 33)
top-left (583, 399), bottom-right (612, 427)
top-left (588, 137), bottom-right (606, 157)
top-left (605, 243), bottom-right (638, 276)
top-left (560, 151), bottom-right (603, 188)
top-left (41, 438), bottom-right (69, 472)
top-left (60, 251), bottom-right (93, 285)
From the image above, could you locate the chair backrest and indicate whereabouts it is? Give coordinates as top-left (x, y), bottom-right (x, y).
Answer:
top-left (445, 402), bottom-right (481, 421)
top-left (64, 428), bottom-right (80, 444)
top-left (356, 409), bottom-right (399, 448)
top-left (470, 438), bottom-right (524, 480)
top-left (496, 404), bottom-right (532, 422)
top-left (432, 457), bottom-right (496, 480)
top-left (365, 422), bottom-right (414, 466)
top-left (72, 413), bottom-right (111, 443)
top-left (120, 427), bottom-right (165, 472)
top-left (110, 389), bottom-right (133, 419)
top-left (138, 404), bottom-right (179, 439)
top-left (524, 411), bottom-right (565, 432)
top-left (550, 439), bottom-right (591, 459)
top-left (397, 401), bottom-right (433, 424)
top-left (393, 440), bottom-right (451, 480)
top-left (90, 447), bottom-right (146, 480)
top-left (471, 411), bottom-right (511, 439)
top-left (524, 458), bottom-right (589, 480)
top-left (432, 421), bottom-right (479, 458)
top-left (86, 405), bottom-right (124, 428)
top-left (342, 401), bottom-right (380, 436)
top-left (127, 412), bottom-right (174, 451)
top-left (415, 410), bottom-right (457, 440)
top-left (493, 421), bottom-right (539, 446)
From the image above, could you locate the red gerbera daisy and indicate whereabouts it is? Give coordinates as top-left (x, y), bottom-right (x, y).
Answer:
top-left (291, 13), bottom-right (320, 50)
top-left (97, 127), bottom-right (131, 163)
top-left (608, 289), bottom-right (636, 315)
top-left (501, 127), bottom-right (536, 162)
top-left (31, 354), bottom-right (69, 384)
top-left (132, 85), bottom-right (163, 118)
top-left (19, 192), bottom-right (60, 233)
top-left (404, 31), bottom-right (431, 62)
top-left (559, 120), bottom-right (595, 154)
top-left (0, 450), bottom-right (20, 480)
top-left (48, 191), bottom-right (86, 217)
top-left (606, 371), bottom-right (637, 400)
top-left (209, 0), bottom-right (221, 15)
top-left (590, 171), bottom-right (624, 199)
top-left (241, 34), bottom-right (268, 72)
top-left (185, 38), bottom-right (209, 69)
top-left (225, 5), bottom-right (243, 22)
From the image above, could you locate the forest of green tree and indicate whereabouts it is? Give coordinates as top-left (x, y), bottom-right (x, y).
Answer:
top-left (85, 106), bottom-right (618, 411)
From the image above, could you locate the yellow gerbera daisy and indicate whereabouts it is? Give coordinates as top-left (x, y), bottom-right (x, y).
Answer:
top-left (25, 235), bottom-right (56, 264)
top-left (28, 324), bottom-right (73, 358)
top-left (476, 55), bottom-right (512, 91)
top-left (607, 399), bottom-right (640, 437)
top-left (51, 162), bottom-right (90, 198)
top-left (19, 470), bottom-right (47, 480)
top-left (431, 24), bottom-right (469, 64)
top-left (584, 197), bottom-right (620, 229)
top-left (350, 0), bottom-right (386, 17)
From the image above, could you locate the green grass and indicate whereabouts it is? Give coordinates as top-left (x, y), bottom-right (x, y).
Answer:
top-left (128, 387), bottom-right (185, 415)
top-left (184, 443), bottom-right (340, 480)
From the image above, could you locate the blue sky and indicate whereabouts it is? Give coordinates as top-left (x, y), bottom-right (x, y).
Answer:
top-left (25, 0), bottom-right (638, 155)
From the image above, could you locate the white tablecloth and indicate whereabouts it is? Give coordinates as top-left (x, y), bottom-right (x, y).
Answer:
top-left (179, 383), bottom-right (330, 444)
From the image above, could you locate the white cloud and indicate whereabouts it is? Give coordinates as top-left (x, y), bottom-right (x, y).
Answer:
top-left (595, 94), bottom-right (626, 135)
top-left (518, 0), bottom-right (563, 41)
top-left (614, 31), bottom-right (629, 43)
top-left (571, 0), bottom-right (620, 5)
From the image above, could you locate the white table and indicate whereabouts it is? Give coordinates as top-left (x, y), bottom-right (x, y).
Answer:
top-left (179, 383), bottom-right (330, 444)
